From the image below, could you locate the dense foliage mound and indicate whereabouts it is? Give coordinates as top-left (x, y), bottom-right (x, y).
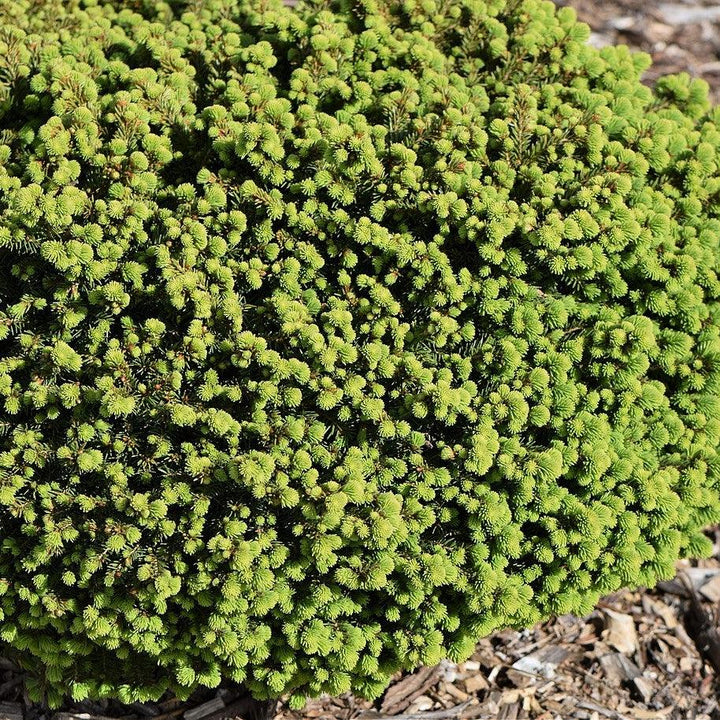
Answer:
top-left (1, 0), bottom-right (720, 706)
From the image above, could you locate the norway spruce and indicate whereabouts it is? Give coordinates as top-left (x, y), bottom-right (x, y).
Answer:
top-left (1, 0), bottom-right (719, 706)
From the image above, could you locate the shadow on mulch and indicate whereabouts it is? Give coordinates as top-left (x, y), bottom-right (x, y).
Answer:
top-left (0, 679), bottom-right (279, 720)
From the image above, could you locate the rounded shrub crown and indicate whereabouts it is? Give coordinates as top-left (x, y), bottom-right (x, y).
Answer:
top-left (1, 0), bottom-right (720, 706)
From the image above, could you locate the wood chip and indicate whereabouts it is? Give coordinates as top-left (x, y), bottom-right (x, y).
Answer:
top-left (504, 669), bottom-right (533, 689)
top-left (184, 698), bottom-right (225, 720)
top-left (380, 667), bottom-right (442, 715)
top-left (681, 573), bottom-right (720, 676)
top-left (632, 677), bottom-right (654, 703)
top-left (193, 696), bottom-right (261, 720)
top-left (358, 700), bottom-right (473, 720)
top-left (406, 697), bottom-right (434, 714)
top-left (130, 704), bottom-right (160, 718)
top-left (632, 710), bottom-right (673, 720)
top-left (439, 661), bottom-right (459, 684)
top-left (575, 701), bottom-right (626, 720)
top-left (679, 656), bottom-right (695, 673)
top-left (510, 646), bottom-right (569, 681)
top-left (598, 652), bottom-right (641, 684)
top-left (658, 568), bottom-right (720, 596)
top-left (462, 674), bottom-right (489, 696)
top-left (602, 610), bottom-right (637, 656)
top-left (698, 573), bottom-right (720, 602)
top-left (497, 703), bottom-right (519, 720)
top-left (647, 598), bottom-right (678, 629)
top-left (443, 684), bottom-right (469, 703)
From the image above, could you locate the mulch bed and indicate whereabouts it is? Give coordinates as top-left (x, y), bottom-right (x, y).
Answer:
top-left (4, 1), bottom-right (720, 719)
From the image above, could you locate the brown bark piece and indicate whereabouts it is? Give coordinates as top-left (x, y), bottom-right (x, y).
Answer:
top-left (184, 699), bottom-right (225, 720)
top-left (598, 652), bottom-right (641, 684)
top-left (602, 611), bottom-right (637, 656)
top-left (680, 572), bottom-right (720, 676)
top-left (379, 667), bottom-right (442, 715)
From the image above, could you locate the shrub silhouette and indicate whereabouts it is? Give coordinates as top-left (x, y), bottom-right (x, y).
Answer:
top-left (1, 0), bottom-right (719, 707)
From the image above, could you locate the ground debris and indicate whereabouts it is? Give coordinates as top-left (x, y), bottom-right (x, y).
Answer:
top-left (601, 610), bottom-right (638, 656)
top-left (379, 668), bottom-right (443, 715)
top-left (183, 698), bottom-right (225, 720)
top-left (510, 646), bottom-right (569, 681)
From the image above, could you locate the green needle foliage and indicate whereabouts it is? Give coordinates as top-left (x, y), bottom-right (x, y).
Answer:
top-left (1, 0), bottom-right (720, 706)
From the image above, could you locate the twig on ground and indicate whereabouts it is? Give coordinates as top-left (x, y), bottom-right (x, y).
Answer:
top-left (357, 700), bottom-right (475, 720)
top-left (679, 570), bottom-right (720, 676)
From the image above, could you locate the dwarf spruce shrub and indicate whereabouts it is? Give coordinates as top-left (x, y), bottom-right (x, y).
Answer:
top-left (1, 0), bottom-right (720, 706)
